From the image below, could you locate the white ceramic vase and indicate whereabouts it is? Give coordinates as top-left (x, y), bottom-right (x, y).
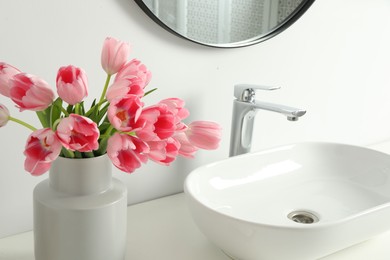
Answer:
top-left (33, 155), bottom-right (127, 260)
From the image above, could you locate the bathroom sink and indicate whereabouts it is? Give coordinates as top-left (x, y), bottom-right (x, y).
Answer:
top-left (184, 142), bottom-right (390, 260)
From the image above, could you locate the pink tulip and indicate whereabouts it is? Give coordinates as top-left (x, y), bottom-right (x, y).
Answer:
top-left (135, 104), bottom-right (176, 141)
top-left (147, 138), bottom-right (180, 165)
top-left (173, 132), bottom-right (198, 158)
top-left (106, 78), bottom-right (144, 102)
top-left (108, 95), bottom-right (144, 132)
top-left (0, 62), bottom-right (20, 97)
top-left (0, 103), bottom-right (10, 127)
top-left (56, 114), bottom-right (99, 152)
top-left (101, 37), bottom-right (130, 75)
top-left (24, 128), bottom-right (62, 176)
top-left (185, 121), bottom-right (222, 150)
top-left (9, 73), bottom-right (55, 111)
top-left (56, 65), bottom-right (88, 105)
top-left (159, 98), bottom-right (189, 131)
top-left (107, 133), bottom-right (149, 173)
top-left (114, 59), bottom-right (152, 87)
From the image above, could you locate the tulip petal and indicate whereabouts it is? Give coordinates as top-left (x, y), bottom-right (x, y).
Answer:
top-left (186, 121), bottom-right (222, 150)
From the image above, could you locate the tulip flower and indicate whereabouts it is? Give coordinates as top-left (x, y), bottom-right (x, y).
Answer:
top-left (101, 37), bottom-right (130, 75)
top-left (159, 98), bottom-right (189, 130)
top-left (107, 133), bottom-right (149, 173)
top-left (106, 78), bottom-right (144, 102)
top-left (56, 65), bottom-right (88, 105)
top-left (0, 62), bottom-right (20, 97)
top-left (24, 128), bottom-right (62, 176)
top-left (135, 104), bottom-right (176, 141)
top-left (108, 95), bottom-right (144, 132)
top-left (114, 59), bottom-right (152, 87)
top-left (173, 132), bottom-right (198, 158)
top-left (185, 121), bottom-right (222, 150)
top-left (56, 114), bottom-right (99, 152)
top-left (9, 73), bottom-right (55, 111)
top-left (0, 103), bottom-right (10, 127)
top-left (147, 138), bottom-right (180, 165)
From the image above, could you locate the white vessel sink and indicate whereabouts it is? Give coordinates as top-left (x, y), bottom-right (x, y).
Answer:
top-left (184, 142), bottom-right (390, 260)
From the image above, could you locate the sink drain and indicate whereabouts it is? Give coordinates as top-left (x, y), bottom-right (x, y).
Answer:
top-left (287, 211), bottom-right (319, 224)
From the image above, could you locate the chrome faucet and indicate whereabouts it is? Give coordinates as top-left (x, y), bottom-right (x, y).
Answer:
top-left (229, 84), bottom-right (306, 157)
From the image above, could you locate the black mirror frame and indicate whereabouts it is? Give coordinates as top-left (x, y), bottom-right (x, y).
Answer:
top-left (134, 0), bottom-right (315, 48)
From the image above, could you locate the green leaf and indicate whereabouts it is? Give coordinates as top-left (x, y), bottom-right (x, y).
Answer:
top-left (50, 98), bottom-right (63, 128)
top-left (74, 151), bottom-right (82, 158)
top-left (124, 131), bottom-right (136, 137)
top-left (97, 103), bottom-right (109, 123)
top-left (86, 102), bottom-right (100, 123)
top-left (80, 101), bottom-right (85, 115)
top-left (90, 99), bottom-right (96, 109)
top-left (67, 104), bottom-right (74, 114)
top-left (36, 110), bottom-right (49, 128)
top-left (98, 121), bottom-right (111, 132)
top-left (144, 88), bottom-right (158, 97)
top-left (95, 136), bottom-right (109, 156)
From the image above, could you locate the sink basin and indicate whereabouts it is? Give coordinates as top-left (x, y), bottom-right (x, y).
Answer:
top-left (184, 142), bottom-right (390, 260)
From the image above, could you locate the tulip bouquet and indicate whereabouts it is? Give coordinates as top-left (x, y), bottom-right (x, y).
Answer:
top-left (0, 37), bottom-right (221, 175)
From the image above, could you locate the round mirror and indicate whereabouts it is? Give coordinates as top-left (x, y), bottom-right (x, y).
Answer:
top-left (134, 0), bottom-right (315, 48)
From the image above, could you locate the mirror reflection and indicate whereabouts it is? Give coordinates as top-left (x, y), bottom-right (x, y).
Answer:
top-left (136, 0), bottom-right (313, 47)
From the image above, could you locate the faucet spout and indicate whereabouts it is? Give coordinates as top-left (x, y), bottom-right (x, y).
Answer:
top-left (229, 84), bottom-right (306, 157)
top-left (254, 100), bottom-right (306, 120)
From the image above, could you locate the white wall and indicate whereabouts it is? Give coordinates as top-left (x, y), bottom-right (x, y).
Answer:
top-left (1, 0), bottom-right (390, 238)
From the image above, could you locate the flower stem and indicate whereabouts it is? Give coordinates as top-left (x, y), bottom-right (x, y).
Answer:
top-left (98, 74), bottom-right (112, 105)
top-left (61, 147), bottom-right (75, 158)
top-left (8, 116), bottom-right (37, 131)
top-left (60, 106), bottom-right (69, 116)
top-left (97, 98), bottom-right (108, 107)
top-left (75, 103), bottom-right (81, 115)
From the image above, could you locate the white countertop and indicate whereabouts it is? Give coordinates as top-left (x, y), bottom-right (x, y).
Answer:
top-left (1, 193), bottom-right (390, 260)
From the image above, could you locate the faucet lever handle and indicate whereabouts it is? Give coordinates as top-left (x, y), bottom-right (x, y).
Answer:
top-left (234, 84), bottom-right (280, 102)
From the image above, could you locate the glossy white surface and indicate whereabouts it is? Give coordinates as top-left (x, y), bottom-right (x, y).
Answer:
top-left (185, 142), bottom-right (390, 260)
top-left (2, 193), bottom-right (390, 260)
